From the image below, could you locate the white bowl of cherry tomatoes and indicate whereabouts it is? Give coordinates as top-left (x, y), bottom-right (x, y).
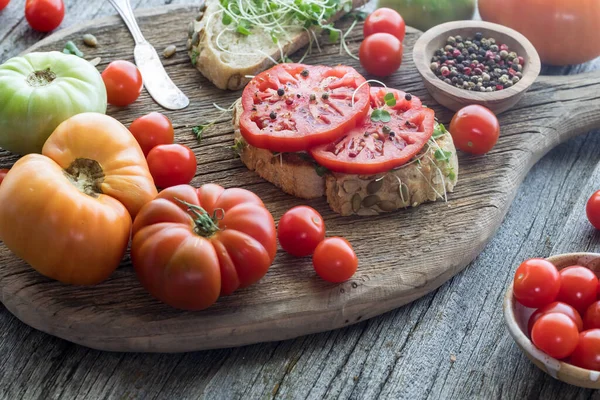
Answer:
top-left (504, 253), bottom-right (600, 388)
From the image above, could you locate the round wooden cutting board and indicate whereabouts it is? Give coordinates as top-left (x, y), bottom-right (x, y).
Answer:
top-left (1, 5), bottom-right (599, 352)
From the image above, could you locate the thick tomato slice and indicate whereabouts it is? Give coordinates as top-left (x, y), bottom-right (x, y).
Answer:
top-left (239, 64), bottom-right (370, 152)
top-left (309, 88), bottom-right (433, 175)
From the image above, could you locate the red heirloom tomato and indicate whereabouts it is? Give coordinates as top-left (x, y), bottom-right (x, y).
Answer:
top-left (528, 302), bottom-right (583, 335)
top-left (586, 190), bottom-right (600, 230)
top-left (556, 266), bottom-right (598, 313)
top-left (359, 33), bottom-right (403, 77)
top-left (449, 105), bottom-right (500, 155)
top-left (132, 184), bottom-right (277, 310)
top-left (584, 301), bottom-right (600, 330)
top-left (313, 237), bottom-right (358, 283)
top-left (310, 87), bottom-right (433, 175)
top-left (570, 329), bottom-right (600, 370)
top-left (146, 144), bottom-right (197, 189)
top-left (25, 0), bottom-right (64, 32)
top-left (531, 313), bottom-right (580, 359)
top-left (239, 64), bottom-right (370, 152)
top-left (513, 258), bottom-right (560, 308)
top-left (129, 112), bottom-right (174, 156)
top-left (101, 60), bottom-right (143, 107)
top-left (363, 8), bottom-right (406, 42)
top-left (278, 206), bottom-right (325, 257)
top-left (0, 169), bottom-right (9, 185)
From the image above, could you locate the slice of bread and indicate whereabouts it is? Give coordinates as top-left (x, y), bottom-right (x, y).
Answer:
top-left (232, 101), bottom-right (459, 216)
top-left (187, 0), bottom-right (368, 90)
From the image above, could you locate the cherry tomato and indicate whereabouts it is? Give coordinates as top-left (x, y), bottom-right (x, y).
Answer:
top-left (25, 0), bottom-right (64, 32)
top-left (513, 258), bottom-right (560, 308)
top-left (449, 105), bottom-right (500, 155)
top-left (586, 190), bottom-right (600, 230)
top-left (0, 0), bottom-right (10, 11)
top-left (531, 313), bottom-right (579, 359)
top-left (101, 60), bottom-right (143, 107)
top-left (528, 302), bottom-right (583, 335)
top-left (363, 8), bottom-right (406, 42)
top-left (313, 237), bottom-right (358, 283)
top-left (584, 301), bottom-right (600, 330)
top-left (278, 206), bottom-right (326, 257)
top-left (359, 32), bottom-right (403, 77)
top-left (0, 169), bottom-right (9, 185)
top-left (570, 329), bottom-right (600, 370)
top-left (146, 144), bottom-right (197, 189)
top-left (129, 112), bottom-right (174, 156)
top-left (556, 266), bottom-right (598, 313)
top-left (239, 64), bottom-right (370, 153)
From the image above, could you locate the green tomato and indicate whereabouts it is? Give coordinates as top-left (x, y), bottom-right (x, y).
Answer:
top-left (376, 0), bottom-right (476, 32)
top-left (0, 51), bottom-right (107, 155)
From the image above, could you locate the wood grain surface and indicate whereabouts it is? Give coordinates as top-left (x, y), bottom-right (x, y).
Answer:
top-left (1, 0), bottom-right (600, 398)
top-left (2, 4), bottom-right (600, 354)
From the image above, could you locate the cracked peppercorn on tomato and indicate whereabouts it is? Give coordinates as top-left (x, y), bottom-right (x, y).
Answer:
top-left (131, 184), bottom-right (277, 310)
top-left (0, 113), bottom-right (157, 285)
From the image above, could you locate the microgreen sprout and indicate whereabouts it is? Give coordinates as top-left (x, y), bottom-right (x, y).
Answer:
top-left (214, 0), bottom-right (358, 61)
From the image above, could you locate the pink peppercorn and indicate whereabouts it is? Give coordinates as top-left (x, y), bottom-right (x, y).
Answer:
top-left (496, 84), bottom-right (504, 90)
top-left (453, 49), bottom-right (461, 57)
top-left (518, 56), bottom-right (524, 65)
top-left (500, 44), bottom-right (509, 51)
top-left (442, 69), bottom-right (451, 77)
top-left (508, 68), bottom-right (516, 76)
top-left (464, 67), bottom-right (472, 75)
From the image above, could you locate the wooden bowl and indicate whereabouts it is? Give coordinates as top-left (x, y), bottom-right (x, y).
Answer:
top-left (413, 20), bottom-right (541, 114)
top-left (503, 253), bottom-right (600, 388)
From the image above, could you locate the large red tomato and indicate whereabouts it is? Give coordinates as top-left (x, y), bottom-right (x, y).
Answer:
top-left (239, 63), bottom-right (370, 152)
top-left (131, 184), bottom-right (277, 310)
top-left (310, 88), bottom-right (433, 174)
top-left (478, 0), bottom-right (600, 65)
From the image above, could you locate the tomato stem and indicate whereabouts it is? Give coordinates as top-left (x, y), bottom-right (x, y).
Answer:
top-left (26, 68), bottom-right (57, 87)
top-left (175, 198), bottom-right (221, 237)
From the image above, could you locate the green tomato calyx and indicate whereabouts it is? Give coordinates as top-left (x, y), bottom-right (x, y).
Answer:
top-left (64, 158), bottom-right (104, 198)
top-left (26, 68), bottom-right (57, 87)
top-left (175, 197), bottom-right (222, 238)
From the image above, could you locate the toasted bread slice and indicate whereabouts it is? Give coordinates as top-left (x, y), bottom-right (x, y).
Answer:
top-left (232, 101), bottom-right (459, 216)
top-left (187, 0), bottom-right (368, 90)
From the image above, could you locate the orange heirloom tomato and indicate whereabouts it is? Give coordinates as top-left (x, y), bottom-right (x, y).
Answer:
top-left (0, 113), bottom-right (157, 285)
top-left (131, 184), bottom-right (277, 311)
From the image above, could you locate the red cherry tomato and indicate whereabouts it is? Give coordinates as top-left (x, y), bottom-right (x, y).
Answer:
top-left (363, 8), bottom-right (406, 42)
top-left (586, 190), bottom-right (600, 230)
top-left (101, 60), bottom-right (143, 107)
top-left (513, 258), bottom-right (560, 308)
top-left (277, 206), bottom-right (326, 257)
top-left (359, 32), bottom-right (403, 77)
top-left (584, 301), bottom-right (600, 330)
top-left (129, 112), bottom-right (174, 156)
top-left (313, 237), bottom-right (358, 283)
top-left (0, 0), bottom-right (10, 11)
top-left (0, 169), bottom-right (9, 185)
top-left (449, 105), bottom-right (500, 155)
top-left (556, 265), bottom-right (598, 313)
top-left (146, 144), bottom-right (197, 189)
top-left (25, 0), bottom-right (64, 32)
top-left (531, 313), bottom-right (580, 359)
top-left (570, 329), bottom-right (600, 370)
top-left (528, 302), bottom-right (583, 335)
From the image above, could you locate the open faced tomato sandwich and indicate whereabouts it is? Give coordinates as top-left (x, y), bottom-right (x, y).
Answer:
top-left (232, 63), bottom-right (458, 216)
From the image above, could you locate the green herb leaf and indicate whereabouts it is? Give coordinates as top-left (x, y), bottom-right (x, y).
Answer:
top-left (315, 164), bottom-right (328, 177)
top-left (432, 122), bottom-right (448, 139)
top-left (192, 124), bottom-right (211, 142)
top-left (231, 138), bottom-right (247, 157)
top-left (384, 92), bottom-right (396, 107)
top-left (190, 50), bottom-right (199, 66)
top-left (434, 149), bottom-right (453, 162)
top-left (222, 13), bottom-right (233, 25)
top-left (63, 41), bottom-right (84, 58)
top-left (448, 169), bottom-right (456, 180)
top-left (370, 109), bottom-right (391, 123)
top-left (328, 28), bottom-right (340, 43)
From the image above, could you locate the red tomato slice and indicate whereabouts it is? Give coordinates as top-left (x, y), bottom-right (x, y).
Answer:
top-left (309, 88), bottom-right (433, 175)
top-left (239, 64), bottom-right (370, 152)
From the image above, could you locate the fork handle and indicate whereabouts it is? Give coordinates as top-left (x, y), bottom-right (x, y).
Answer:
top-left (108, 0), bottom-right (146, 45)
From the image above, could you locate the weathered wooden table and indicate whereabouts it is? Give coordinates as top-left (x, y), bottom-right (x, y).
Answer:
top-left (1, 1), bottom-right (599, 398)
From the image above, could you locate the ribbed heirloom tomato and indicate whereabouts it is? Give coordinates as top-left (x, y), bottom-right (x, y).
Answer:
top-left (0, 113), bottom-right (157, 285)
top-left (131, 184), bottom-right (277, 310)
